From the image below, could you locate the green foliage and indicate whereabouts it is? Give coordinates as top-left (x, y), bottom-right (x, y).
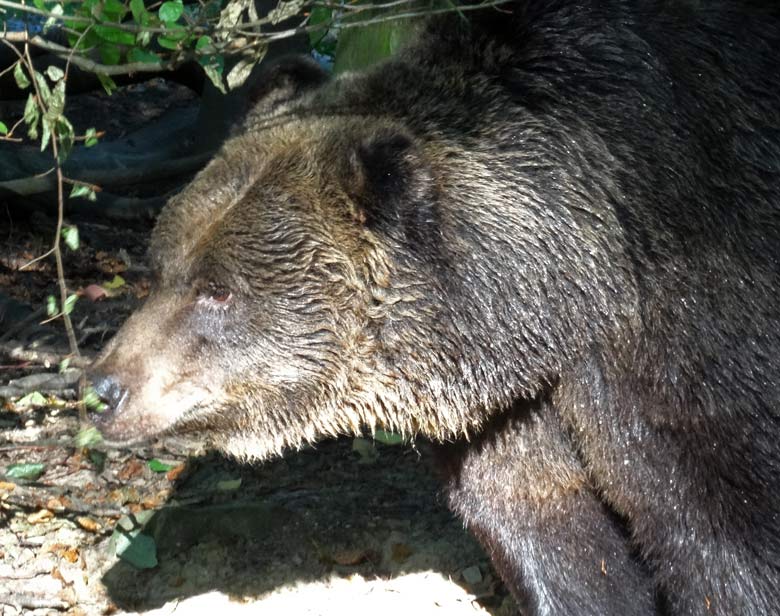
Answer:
top-left (46, 295), bottom-right (58, 317)
top-left (61, 224), bottom-right (79, 250)
top-left (333, 4), bottom-right (422, 73)
top-left (6, 462), bottom-right (46, 480)
top-left (69, 183), bottom-right (96, 200)
top-left (373, 429), bottom-right (405, 445)
top-left (216, 478), bottom-right (242, 491)
top-left (0, 121), bottom-right (7, 136)
top-left (148, 459), bottom-right (175, 473)
top-left (110, 512), bottom-right (158, 569)
top-left (104, 274), bottom-right (126, 290)
top-left (74, 426), bottom-right (104, 448)
top-left (158, 0), bottom-right (184, 23)
top-left (82, 386), bottom-right (108, 412)
top-left (309, 6), bottom-right (337, 57)
top-left (63, 293), bottom-right (78, 315)
top-left (14, 391), bottom-right (48, 409)
top-left (13, 62), bottom-right (30, 89)
top-left (84, 127), bottom-right (99, 147)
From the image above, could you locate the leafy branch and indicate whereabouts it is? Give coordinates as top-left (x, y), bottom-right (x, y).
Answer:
top-left (1, 0), bottom-right (511, 90)
top-left (0, 34), bottom-right (101, 362)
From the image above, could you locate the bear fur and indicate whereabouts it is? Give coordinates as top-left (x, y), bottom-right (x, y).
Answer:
top-left (91, 1), bottom-right (780, 613)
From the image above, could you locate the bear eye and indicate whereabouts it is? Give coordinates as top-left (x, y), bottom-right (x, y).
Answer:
top-left (198, 282), bottom-right (232, 308)
top-left (207, 282), bottom-right (232, 303)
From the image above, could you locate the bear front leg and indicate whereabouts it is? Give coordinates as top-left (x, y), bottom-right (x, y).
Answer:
top-left (436, 399), bottom-right (658, 616)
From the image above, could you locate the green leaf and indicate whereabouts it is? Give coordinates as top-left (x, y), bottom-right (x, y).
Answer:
top-left (158, 0), bottom-right (183, 23)
top-left (199, 55), bottom-right (225, 93)
top-left (69, 184), bottom-right (95, 200)
top-left (195, 35), bottom-right (213, 52)
top-left (63, 294), bottom-right (78, 315)
top-left (84, 127), bottom-right (99, 147)
top-left (59, 357), bottom-right (71, 372)
top-left (45, 65), bottom-right (65, 82)
top-left (126, 48), bottom-right (161, 64)
top-left (136, 29), bottom-right (152, 47)
top-left (148, 459), bottom-right (175, 473)
top-left (6, 462), bottom-right (46, 481)
top-left (156, 36), bottom-right (181, 50)
top-left (15, 391), bottom-right (48, 409)
top-left (74, 426), bottom-right (104, 448)
top-left (46, 295), bottom-right (58, 316)
top-left (82, 387), bottom-right (108, 412)
top-left (101, 0), bottom-right (128, 20)
top-left (41, 117), bottom-right (52, 152)
top-left (97, 73), bottom-right (117, 95)
top-left (334, 17), bottom-right (417, 74)
top-left (13, 62), bottom-right (30, 89)
top-left (216, 478), bottom-right (242, 491)
top-left (104, 274), bottom-right (126, 290)
top-left (129, 0), bottom-right (147, 22)
top-left (111, 525), bottom-right (158, 569)
top-left (267, 0), bottom-right (303, 25)
top-left (56, 116), bottom-right (75, 162)
top-left (62, 225), bottom-right (79, 250)
top-left (23, 93), bottom-right (40, 140)
top-left (373, 429), bottom-right (404, 445)
top-left (0, 121), bottom-right (7, 135)
top-left (48, 80), bottom-right (66, 117)
top-left (88, 449), bottom-right (107, 471)
top-left (43, 4), bottom-right (64, 32)
top-left (307, 6), bottom-right (332, 48)
top-left (94, 25), bottom-right (137, 46)
top-left (98, 42), bottom-right (122, 65)
top-left (33, 71), bottom-right (52, 107)
top-left (352, 437), bottom-right (378, 463)
top-left (226, 57), bottom-right (257, 90)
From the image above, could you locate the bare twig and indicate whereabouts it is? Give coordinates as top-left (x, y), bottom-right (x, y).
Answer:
top-left (0, 342), bottom-right (93, 369)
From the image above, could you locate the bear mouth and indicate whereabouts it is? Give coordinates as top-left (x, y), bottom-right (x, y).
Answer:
top-left (90, 392), bottom-right (212, 446)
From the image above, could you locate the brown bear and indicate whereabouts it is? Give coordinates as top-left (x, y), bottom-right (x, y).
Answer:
top-left (90, 1), bottom-right (780, 613)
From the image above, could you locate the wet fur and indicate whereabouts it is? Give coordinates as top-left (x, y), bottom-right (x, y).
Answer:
top-left (92, 1), bottom-right (780, 613)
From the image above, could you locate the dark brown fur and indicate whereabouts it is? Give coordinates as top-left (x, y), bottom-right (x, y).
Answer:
top-left (91, 2), bottom-right (780, 613)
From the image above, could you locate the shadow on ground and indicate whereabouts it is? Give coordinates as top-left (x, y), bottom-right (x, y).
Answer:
top-left (99, 439), bottom-right (516, 615)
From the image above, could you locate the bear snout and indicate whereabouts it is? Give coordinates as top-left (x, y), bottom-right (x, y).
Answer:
top-left (88, 371), bottom-right (129, 418)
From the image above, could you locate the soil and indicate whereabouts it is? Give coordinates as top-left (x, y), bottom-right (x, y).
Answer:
top-left (0, 81), bottom-right (521, 616)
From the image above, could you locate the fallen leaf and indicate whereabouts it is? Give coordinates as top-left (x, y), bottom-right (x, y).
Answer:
top-left (166, 463), bottom-right (186, 482)
top-left (352, 438), bottom-right (378, 464)
top-left (46, 495), bottom-right (69, 511)
top-left (76, 516), bottom-right (101, 533)
top-left (0, 481), bottom-right (16, 492)
top-left (62, 547), bottom-right (80, 563)
top-left (117, 458), bottom-right (145, 481)
top-left (6, 462), bottom-right (46, 480)
top-left (28, 508), bottom-right (54, 524)
top-left (147, 458), bottom-right (175, 473)
top-left (103, 274), bottom-right (126, 290)
top-left (461, 565), bottom-right (483, 586)
top-left (332, 548), bottom-right (369, 566)
top-left (391, 542), bottom-right (413, 563)
top-left (216, 478), bottom-right (242, 491)
top-left (110, 514), bottom-right (157, 569)
top-left (82, 284), bottom-right (107, 302)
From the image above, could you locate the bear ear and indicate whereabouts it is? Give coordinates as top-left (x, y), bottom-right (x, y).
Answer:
top-left (247, 55), bottom-right (330, 112)
top-left (346, 130), bottom-right (437, 240)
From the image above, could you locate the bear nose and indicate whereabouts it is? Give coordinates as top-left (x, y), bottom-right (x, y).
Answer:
top-left (89, 372), bottom-right (128, 412)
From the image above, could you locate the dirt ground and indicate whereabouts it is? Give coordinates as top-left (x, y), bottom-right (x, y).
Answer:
top-left (0, 81), bottom-right (521, 615)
